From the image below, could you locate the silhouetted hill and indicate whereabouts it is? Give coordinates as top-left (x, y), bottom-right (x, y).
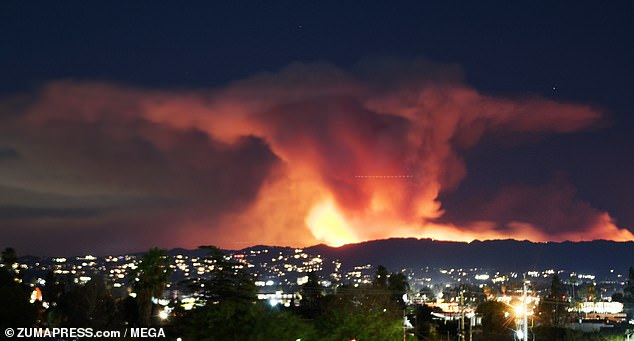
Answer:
top-left (304, 238), bottom-right (634, 274)
top-left (21, 238), bottom-right (631, 275)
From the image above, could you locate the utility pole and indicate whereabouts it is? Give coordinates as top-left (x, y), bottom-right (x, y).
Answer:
top-left (469, 312), bottom-right (473, 341)
top-left (460, 290), bottom-right (465, 341)
top-left (522, 279), bottom-right (528, 341)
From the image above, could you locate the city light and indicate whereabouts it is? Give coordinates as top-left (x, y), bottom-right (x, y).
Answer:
top-left (159, 309), bottom-right (169, 320)
top-left (4, 243), bottom-right (631, 340)
top-left (514, 304), bottom-right (524, 317)
top-left (516, 329), bottom-right (524, 340)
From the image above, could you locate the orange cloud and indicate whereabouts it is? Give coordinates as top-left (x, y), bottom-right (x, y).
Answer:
top-left (0, 60), bottom-right (629, 253)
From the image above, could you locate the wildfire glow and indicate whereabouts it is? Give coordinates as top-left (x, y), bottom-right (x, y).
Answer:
top-left (2, 60), bottom-right (632, 252)
top-left (306, 198), bottom-right (357, 247)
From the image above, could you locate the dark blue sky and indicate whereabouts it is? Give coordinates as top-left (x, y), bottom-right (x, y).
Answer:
top-left (1, 1), bottom-right (633, 254)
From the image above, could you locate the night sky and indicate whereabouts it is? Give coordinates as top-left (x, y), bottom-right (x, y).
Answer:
top-left (1, 2), bottom-right (633, 255)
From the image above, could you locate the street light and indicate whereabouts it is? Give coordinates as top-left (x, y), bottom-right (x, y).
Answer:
top-left (514, 304), bottom-right (525, 317)
top-left (158, 309), bottom-right (169, 320)
top-left (516, 329), bottom-right (524, 340)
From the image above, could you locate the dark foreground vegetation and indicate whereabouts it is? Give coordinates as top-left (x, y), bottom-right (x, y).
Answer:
top-left (2, 246), bottom-right (633, 340)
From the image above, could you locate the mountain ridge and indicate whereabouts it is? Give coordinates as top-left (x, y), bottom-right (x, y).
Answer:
top-left (300, 238), bottom-right (634, 274)
top-left (19, 238), bottom-right (634, 274)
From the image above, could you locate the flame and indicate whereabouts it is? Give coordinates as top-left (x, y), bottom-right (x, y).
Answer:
top-left (306, 197), bottom-right (357, 247)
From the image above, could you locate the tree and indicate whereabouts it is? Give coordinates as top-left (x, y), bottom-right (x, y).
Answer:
top-left (612, 292), bottom-right (624, 303)
top-left (51, 276), bottom-right (120, 329)
top-left (476, 300), bottom-right (512, 340)
top-left (178, 245), bottom-right (259, 340)
top-left (537, 274), bottom-right (569, 327)
top-left (0, 247), bottom-right (18, 286)
top-left (131, 247), bottom-right (172, 326)
top-left (0, 248), bottom-right (35, 328)
top-left (550, 273), bottom-right (566, 299)
top-left (583, 283), bottom-right (596, 302)
top-left (1, 247), bottom-right (17, 267)
top-left (364, 265), bottom-right (411, 316)
top-left (388, 272), bottom-right (410, 307)
top-left (183, 302), bottom-right (316, 341)
top-left (414, 304), bottom-right (438, 339)
top-left (197, 245), bottom-right (256, 304)
top-left (0, 284), bottom-right (36, 328)
top-left (249, 307), bottom-right (316, 341)
top-left (624, 267), bottom-right (634, 301)
top-left (299, 271), bottom-right (323, 318)
top-left (183, 299), bottom-right (258, 340)
top-left (373, 265), bottom-right (389, 289)
top-left (120, 295), bottom-right (139, 327)
top-left (41, 271), bottom-right (65, 305)
top-left (315, 300), bottom-right (406, 341)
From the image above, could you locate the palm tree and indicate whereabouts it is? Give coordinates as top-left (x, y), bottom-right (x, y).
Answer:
top-left (131, 248), bottom-right (172, 326)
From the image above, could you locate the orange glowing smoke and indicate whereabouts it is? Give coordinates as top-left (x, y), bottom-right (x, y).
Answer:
top-left (3, 60), bottom-right (632, 250)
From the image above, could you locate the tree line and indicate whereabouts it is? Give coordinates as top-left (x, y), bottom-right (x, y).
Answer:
top-left (2, 246), bottom-right (634, 340)
top-left (0, 246), bottom-right (414, 340)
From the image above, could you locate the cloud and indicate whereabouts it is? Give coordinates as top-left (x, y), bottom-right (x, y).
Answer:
top-left (0, 59), bottom-right (627, 254)
top-left (441, 177), bottom-right (634, 242)
top-left (0, 205), bottom-right (103, 220)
